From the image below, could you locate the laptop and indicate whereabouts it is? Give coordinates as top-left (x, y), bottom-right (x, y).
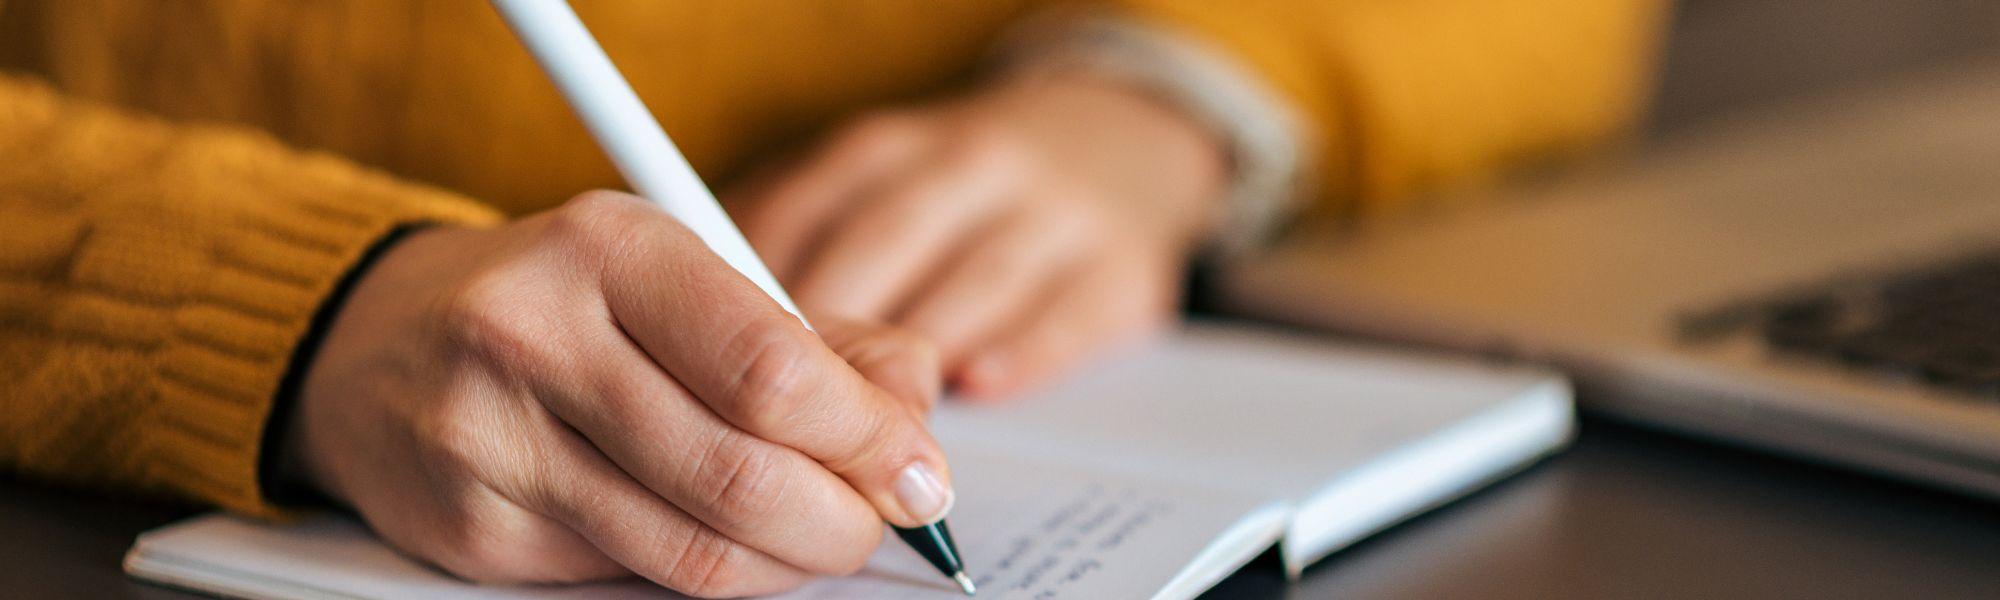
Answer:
top-left (1214, 56), bottom-right (2000, 498)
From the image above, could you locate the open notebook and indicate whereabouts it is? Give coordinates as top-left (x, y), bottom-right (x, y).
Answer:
top-left (127, 322), bottom-right (1573, 599)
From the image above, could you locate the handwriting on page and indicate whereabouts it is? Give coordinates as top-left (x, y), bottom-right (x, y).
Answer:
top-left (976, 484), bottom-right (1174, 599)
top-left (763, 437), bottom-right (1264, 600)
top-left (773, 479), bottom-right (1189, 600)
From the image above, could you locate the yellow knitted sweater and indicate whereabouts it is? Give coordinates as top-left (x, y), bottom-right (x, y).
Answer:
top-left (0, 0), bottom-right (1666, 516)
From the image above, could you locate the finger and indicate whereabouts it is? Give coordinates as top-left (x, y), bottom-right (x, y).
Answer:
top-left (521, 416), bottom-right (823, 597)
top-left (732, 116), bottom-right (929, 280)
top-left (812, 313), bottom-right (942, 417)
top-left (702, 321), bottom-right (957, 528)
top-left (788, 145), bottom-right (1020, 319)
top-left (335, 370), bottom-right (627, 585)
top-left (532, 326), bottom-right (883, 577)
top-left (593, 209), bottom-right (956, 528)
top-left (381, 484), bottom-right (627, 585)
top-left (956, 255), bottom-right (1180, 398)
top-left (894, 201), bottom-right (1092, 366)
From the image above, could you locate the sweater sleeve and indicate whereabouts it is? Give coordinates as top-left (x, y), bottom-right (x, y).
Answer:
top-left (0, 73), bottom-right (502, 517)
top-left (1095, 0), bottom-right (1671, 216)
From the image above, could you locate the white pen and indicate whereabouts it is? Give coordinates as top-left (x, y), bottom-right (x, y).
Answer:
top-left (486, 0), bottom-right (804, 323)
top-left (486, 1), bottom-right (975, 594)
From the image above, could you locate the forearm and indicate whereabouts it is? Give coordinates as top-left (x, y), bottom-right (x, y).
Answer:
top-left (0, 73), bottom-right (499, 516)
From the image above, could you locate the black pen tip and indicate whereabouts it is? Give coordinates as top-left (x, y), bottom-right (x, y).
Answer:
top-left (893, 520), bottom-right (970, 594)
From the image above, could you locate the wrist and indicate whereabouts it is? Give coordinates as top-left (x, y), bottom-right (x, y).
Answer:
top-left (987, 12), bottom-right (1313, 255)
top-left (267, 225), bottom-right (441, 506)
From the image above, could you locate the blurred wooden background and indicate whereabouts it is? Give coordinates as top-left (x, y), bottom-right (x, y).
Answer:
top-left (1652, 0), bottom-right (2000, 129)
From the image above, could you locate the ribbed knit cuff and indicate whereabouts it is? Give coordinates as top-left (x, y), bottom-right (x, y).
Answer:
top-left (118, 138), bottom-right (502, 519)
top-left (258, 224), bottom-right (426, 509)
top-left (0, 74), bottom-right (503, 519)
top-left (989, 9), bottom-right (1314, 257)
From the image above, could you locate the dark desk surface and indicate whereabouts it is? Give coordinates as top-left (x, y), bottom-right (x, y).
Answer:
top-left (5, 417), bottom-right (1996, 600)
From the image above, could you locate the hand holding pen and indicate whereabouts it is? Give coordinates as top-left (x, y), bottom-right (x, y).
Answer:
top-left (485, 0), bottom-right (974, 594)
top-left (275, 2), bottom-right (969, 598)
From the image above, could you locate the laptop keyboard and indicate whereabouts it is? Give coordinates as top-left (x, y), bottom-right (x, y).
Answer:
top-left (1685, 250), bottom-right (2000, 397)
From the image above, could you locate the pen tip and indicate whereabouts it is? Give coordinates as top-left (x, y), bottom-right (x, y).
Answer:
top-left (953, 571), bottom-right (977, 596)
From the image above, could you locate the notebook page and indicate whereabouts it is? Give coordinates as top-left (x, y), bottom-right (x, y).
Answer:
top-left (931, 322), bottom-right (1561, 500)
top-left (932, 322), bottom-right (1569, 575)
top-left (776, 441), bottom-right (1272, 599)
top-left (127, 439), bottom-right (1270, 600)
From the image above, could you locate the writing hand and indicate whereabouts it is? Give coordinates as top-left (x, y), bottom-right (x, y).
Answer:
top-left (285, 191), bottom-right (950, 597)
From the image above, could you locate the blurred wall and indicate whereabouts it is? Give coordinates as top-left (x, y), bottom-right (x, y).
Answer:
top-left (1651, 0), bottom-right (2000, 130)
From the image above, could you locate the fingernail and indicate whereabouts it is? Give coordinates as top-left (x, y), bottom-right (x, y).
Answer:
top-left (894, 462), bottom-right (954, 525)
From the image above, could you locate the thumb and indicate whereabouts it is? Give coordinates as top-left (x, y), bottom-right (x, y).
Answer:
top-left (812, 314), bottom-right (943, 418)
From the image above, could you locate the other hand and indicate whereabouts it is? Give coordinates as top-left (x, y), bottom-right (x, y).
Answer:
top-left (729, 76), bottom-right (1229, 398)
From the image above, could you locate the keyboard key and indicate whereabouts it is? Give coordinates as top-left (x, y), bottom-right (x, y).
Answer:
top-left (1709, 246), bottom-right (2000, 398)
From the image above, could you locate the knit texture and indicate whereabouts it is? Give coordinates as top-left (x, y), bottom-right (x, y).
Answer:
top-left (0, 0), bottom-right (1663, 517)
top-left (0, 0), bottom-right (1665, 218)
top-left (1103, 0), bottom-right (1670, 216)
top-left (0, 74), bottom-right (500, 516)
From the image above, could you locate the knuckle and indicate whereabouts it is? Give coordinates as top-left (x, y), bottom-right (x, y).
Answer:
top-left (1026, 183), bottom-right (1106, 230)
top-left (1101, 267), bottom-right (1180, 331)
top-left (842, 112), bottom-right (924, 154)
top-left (877, 328), bottom-right (940, 374)
top-left (590, 372), bottom-right (661, 433)
top-left (1047, 208), bottom-right (1106, 256)
top-left (863, 329), bottom-right (941, 408)
top-left (722, 317), bottom-right (817, 431)
top-left (822, 529), bottom-right (882, 576)
top-left (866, 184), bottom-right (936, 224)
top-left (1034, 183), bottom-right (1096, 218)
top-left (439, 272), bottom-right (543, 372)
top-left (861, 197), bottom-right (934, 237)
top-left (985, 237), bottom-right (1051, 282)
top-left (550, 190), bottom-right (648, 255)
top-left (430, 507), bottom-right (530, 583)
top-left (562, 189), bottom-right (648, 220)
top-left (834, 403), bottom-right (898, 473)
top-left (661, 527), bottom-right (751, 598)
top-left (417, 405), bottom-right (488, 471)
top-left (949, 118), bottom-right (1028, 170)
top-left (693, 432), bottom-right (789, 530)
